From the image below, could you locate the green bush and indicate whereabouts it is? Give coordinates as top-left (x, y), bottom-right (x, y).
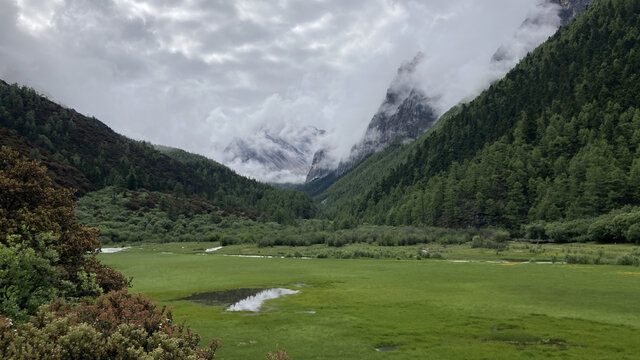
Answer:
top-left (544, 218), bottom-right (591, 243)
top-left (616, 254), bottom-right (640, 266)
top-left (523, 221), bottom-right (548, 239)
top-left (0, 243), bottom-right (65, 322)
top-left (491, 230), bottom-right (511, 243)
top-left (625, 223), bottom-right (640, 244)
top-left (0, 291), bottom-right (219, 359)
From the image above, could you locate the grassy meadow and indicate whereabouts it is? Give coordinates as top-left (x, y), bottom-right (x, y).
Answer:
top-left (99, 242), bottom-right (640, 359)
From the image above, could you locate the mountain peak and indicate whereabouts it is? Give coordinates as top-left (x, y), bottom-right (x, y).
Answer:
top-left (306, 52), bottom-right (437, 183)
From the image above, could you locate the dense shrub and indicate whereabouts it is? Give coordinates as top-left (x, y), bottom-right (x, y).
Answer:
top-left (0, 242), bottom-right (65, 322)
top-left (616, 253), bottom-right (640, 266)
top-left (544, 219), bottom-right (591, 243)
top-left (524, 221), bottom-right (548, 239)
top-left (0, 290), bottom-right (219, 359)
top-left (524, 208), bottom-right (640, 244)
top-left (627, 224), bottom-right (640, 244)
top-left (0, 147), bottom-right (128, 319)
top-left (470, 235), bottom-right (508, 251)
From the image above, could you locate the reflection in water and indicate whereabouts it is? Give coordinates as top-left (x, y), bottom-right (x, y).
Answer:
top-left (226, 288), bottom-right (300, 312)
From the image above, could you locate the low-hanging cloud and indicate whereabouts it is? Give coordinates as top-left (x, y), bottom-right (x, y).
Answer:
top-left (0, 0), bottom-right (561, 182)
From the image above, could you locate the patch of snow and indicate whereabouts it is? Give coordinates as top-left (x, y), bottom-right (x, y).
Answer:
top-left (205, 246), bottom-right (223, 252)
top-left (226, 288), bottom-right (299, 312)
top-left (100, 247), bottom-right (131, 254)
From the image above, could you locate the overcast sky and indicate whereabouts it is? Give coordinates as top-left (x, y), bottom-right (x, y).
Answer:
top-left (0, 0), bottom-right (558, 182)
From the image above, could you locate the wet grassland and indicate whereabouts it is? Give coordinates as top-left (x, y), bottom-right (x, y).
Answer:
top-left (99, 241), bottom-right (640, 359)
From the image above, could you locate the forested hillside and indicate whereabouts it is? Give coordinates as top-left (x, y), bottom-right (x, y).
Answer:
top-left (0, 81), bottom-right (315, 219)
top-left (348, 0), bottom-right (640, 231)
top-left (302, 105), bottom-right (462, 220)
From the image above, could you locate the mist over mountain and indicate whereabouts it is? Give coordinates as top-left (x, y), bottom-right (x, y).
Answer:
top-left (223, 126), bottom-right (325, 184)
top-left (307, 54), bottom-right (437, 182)
top-left (491, 0), bottom-right (594, 66)
top-left (305, 0), bottom-right (594, 184)
top-left (555, 0), bottom-right (596, 25)
top-left (0, 0), bottom-right (591, 184)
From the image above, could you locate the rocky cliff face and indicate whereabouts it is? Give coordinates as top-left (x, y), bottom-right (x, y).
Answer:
top-left (306, 54), bottom-right (437, 183)
top-left (491, 0), bottom-right (594, 65)
top-left (554, 0), bottom-right (595, 25)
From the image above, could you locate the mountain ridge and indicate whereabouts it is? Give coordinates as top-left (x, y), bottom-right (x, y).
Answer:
top-left (0, 80), bottom-right (315, 219)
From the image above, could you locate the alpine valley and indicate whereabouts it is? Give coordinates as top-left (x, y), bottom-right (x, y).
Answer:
top-left (2, 1), bottom-right (640, 359)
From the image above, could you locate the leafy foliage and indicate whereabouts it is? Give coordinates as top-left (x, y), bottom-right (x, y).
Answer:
top-left (0, 290), bottom-right (219, 359)
top-left (0, 147), bottom-right (221, 358)
top-left (0, 146), bottom-right (128, 319)
top-left (0, 241), bottom-right (65, 322)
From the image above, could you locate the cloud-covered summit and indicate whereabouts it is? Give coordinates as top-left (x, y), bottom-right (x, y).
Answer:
top-left (1, 0), bottom-right (550, 182)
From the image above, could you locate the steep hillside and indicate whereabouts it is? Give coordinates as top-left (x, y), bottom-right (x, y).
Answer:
top-left (0, 80), bottom-right (315, 219)
top-left (0, 126), bottom-right (94, 194)
top-left (301, 105), bottom-right (463, 217)
top-left (305, 0), bottom-right (595, 192)
top-left (349, 0), bottom-right (640, 229)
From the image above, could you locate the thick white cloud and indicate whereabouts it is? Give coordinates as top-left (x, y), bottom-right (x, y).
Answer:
top-left (0, 0), bottom-right (557, 182)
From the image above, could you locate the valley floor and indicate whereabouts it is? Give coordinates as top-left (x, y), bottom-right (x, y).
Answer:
top-left (99, 242), bottom-right (640, 359)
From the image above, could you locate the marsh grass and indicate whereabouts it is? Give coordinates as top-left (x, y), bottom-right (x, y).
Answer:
top-left (100, 244), bottom-right (640, 359)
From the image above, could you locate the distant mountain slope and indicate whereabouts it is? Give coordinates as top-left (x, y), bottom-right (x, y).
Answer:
top-left (0, 80), bottom-right (315, 219)
top-left (348, 0), bottom-right (640, 228)
top-left (224, 126), bottom-right (325, 183)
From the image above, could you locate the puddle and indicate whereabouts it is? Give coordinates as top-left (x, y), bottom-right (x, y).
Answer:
top-left (101, 247), bottom-right (131, 253)
top-left (447, 259), bottom-right (560, 265)
top-left (375, 346), bottom-right (398, 352)
top-left (226, 288), bottom-right (300, 312)
top-left (223, 255), bottom-right (312, 259)
top-left (176, 287), bottom-right (300, 311)
top-left (177, 288), bottom-right (265, 306)
top-left (205, 246), bottom-right (223, 252)
top-left (224, 255), bottom-right (283, 259)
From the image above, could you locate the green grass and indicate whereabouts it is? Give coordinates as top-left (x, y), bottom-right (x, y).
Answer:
top-left (100, 243), bottom-right (640, 359)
